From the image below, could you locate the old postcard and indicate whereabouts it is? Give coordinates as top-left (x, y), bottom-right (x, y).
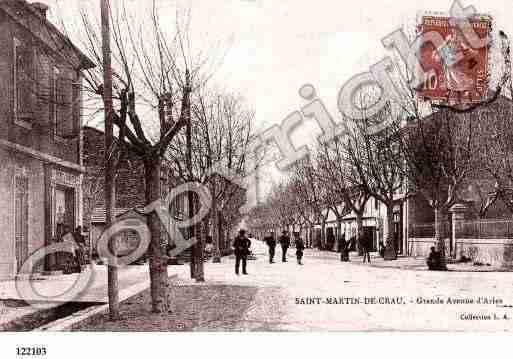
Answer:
top-left (1, 0), bottom-right (513, 353)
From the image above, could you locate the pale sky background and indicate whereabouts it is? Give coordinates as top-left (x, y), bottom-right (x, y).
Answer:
top-left (45, 0), bottom-right (513, 197)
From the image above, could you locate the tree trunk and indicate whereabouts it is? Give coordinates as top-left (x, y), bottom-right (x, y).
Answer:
top-left (336, 218), bottom-right (342, 252)
top-left (193, 194), bottom-right (205, 282)
top-left (433, 206), bottom-right (448, 270)
top-left (188, 187), bottom-right (196, 279)
top-left (320, 219), bottom-right (327, 250)
top-left (144, 158), bottom-right (170, 313)
top-left (211, 184), bottom-right (221, 263)
top-left (356, 212), bottom-right (364, 255)
top-left (384, 203), bottom-right (397, 260)
top-left (212, 207), bottom-right (222, 263)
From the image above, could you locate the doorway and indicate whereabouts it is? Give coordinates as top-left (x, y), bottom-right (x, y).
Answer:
top-left (54, 186), bottom-right (75, 238)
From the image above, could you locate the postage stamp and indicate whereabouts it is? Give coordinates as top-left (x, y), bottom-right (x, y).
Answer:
top-left (416, 14), bottom-right (492, 103)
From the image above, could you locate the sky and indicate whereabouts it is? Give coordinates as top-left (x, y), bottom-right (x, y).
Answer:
top-left (45, 0), bottom-right (513, 196)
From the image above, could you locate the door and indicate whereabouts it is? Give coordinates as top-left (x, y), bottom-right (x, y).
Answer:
top-left (64, 187), bottom-right (75, 229)
top-left (15, 176), bottom-right (29, 272)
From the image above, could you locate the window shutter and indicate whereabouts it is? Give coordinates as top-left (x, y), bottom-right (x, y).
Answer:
top-left (37, 55), bottom-right (50, 107)
top-left (16, 44), bottom-right (34, 120)
top-left (56, 74), bottom-right (73, 137)
top-left (56, 75), bottom-right (65, 136)
top-left (72, 80), bottom-right (80, 135)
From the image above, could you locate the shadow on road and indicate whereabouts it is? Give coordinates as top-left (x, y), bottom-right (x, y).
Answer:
top-left (73, 284), bottom-right (261, 331)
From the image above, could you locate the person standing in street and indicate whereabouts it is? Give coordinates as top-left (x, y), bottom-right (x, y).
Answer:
top-left (360, 230), bottom-right (371, 263)
top-left (233, 229), bottom-right (251, 275)
top-left (279, 230), bottom-right (291, 262)
top-left (265, 232), bottom-right (277, 263)
top-left (294, 232), bottom-right (305, 265)
top-left (339, 233), bottom-right (349, 262)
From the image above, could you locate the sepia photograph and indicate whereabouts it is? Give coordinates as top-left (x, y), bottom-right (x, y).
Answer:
top-left (0, 0), bottom-right (512, 357)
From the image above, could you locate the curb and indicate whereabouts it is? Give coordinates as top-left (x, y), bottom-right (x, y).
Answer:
top-left (34, 274), bottom-right (178, 332)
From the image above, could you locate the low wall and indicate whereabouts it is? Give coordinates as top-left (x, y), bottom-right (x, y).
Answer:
top-left (456, 238), bottom-right (513, 267)
top-left (408, 237), bottom-right (513, 267)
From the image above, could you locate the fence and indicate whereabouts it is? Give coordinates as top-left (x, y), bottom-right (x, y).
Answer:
top-left (460, 219), bottom-right (513, 239)
top-left (410, 221), bottom-right (451, 238)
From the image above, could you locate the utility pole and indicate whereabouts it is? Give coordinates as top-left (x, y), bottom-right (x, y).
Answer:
top-left (185, 71), bottom-right (204, 282)
top-left (101, 0), bottom-right (119, 320)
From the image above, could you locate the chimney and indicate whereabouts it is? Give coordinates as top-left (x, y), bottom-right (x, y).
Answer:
top-left (31, 2), bottom-right (49, 18)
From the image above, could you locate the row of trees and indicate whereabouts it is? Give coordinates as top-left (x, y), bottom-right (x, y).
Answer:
top-left (248, 94), bottom-right (513, 259)
top-left (247, 35), bottom-right (513, 262)
top-left (246, 104), bottom-right (405, 257)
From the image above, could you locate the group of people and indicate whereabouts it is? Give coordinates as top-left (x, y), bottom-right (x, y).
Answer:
top-left (59, 225), bottom-right (87, 274)
top-left (264, 231), bottom-right (305, 265)
top-left (337, 230), bottom-right (374, 263)
top-left (231, 229), bottom-right (307, 275)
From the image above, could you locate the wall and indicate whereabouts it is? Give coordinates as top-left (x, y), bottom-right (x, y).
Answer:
top-left (0, 7), bottom-right (81, 166)
top-left (0, 149), bottom-right (45, 279)
top-left (409, 234), bottom-right (513, 267)
top-left (456, 238), bottom-right (513, 267)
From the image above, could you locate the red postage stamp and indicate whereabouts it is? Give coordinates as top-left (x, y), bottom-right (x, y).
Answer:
top-left (417, 15), bottom-right (492, 103)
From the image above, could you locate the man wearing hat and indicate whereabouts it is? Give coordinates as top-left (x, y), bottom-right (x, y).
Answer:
top-left (279, 230), bottom-right (291, 262)
top-left (264, 232), bottom-right (277, 263)
top-left (233, 229), bottom-right (251, 275)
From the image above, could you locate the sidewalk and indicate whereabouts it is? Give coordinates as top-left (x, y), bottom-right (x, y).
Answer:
top-left (0, 264), bottom-right (154, 330)
top-left (303, 248), bottom-right (510, 272)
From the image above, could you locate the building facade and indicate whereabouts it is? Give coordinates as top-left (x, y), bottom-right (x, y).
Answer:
top-left (319, 196), bottom-right (407, 255)
top-left (0, 1), bottom-right (94, 279)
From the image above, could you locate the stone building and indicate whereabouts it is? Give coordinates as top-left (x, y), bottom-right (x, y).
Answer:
top-left (0, 1), bottom-right (94, 279)
top-left (82, 126), bottom-right (186, 255)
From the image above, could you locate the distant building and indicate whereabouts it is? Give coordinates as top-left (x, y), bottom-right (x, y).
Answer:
top-left (0, 1), bottom-right (94, 279)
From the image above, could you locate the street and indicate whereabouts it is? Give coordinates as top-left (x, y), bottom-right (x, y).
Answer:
top-left (72, 239), bottom-right (513, 331)
top-left (189, 240), bottom-right (513, 331)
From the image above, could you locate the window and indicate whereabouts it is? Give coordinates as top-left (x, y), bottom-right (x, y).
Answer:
top-left (374, 197), bottom-right (379, 211)
top-left (13, 37), bottom-right (34, 128)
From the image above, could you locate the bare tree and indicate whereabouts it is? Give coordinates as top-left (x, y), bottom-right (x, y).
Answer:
top-left (291, 157), bottom-right (330, 249)
top-left (317, 137), bottom-right (370, 253)
top-left (400, 109), bottom-right (478, 260)
top-left (473, 97), bottom-right (513, 214)
top-left (167, 90), bottom-right (255, 272)
top-left (343, 104), bottom-right (409, 259)
top-left (72, 1), bottom-right (214, 312)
